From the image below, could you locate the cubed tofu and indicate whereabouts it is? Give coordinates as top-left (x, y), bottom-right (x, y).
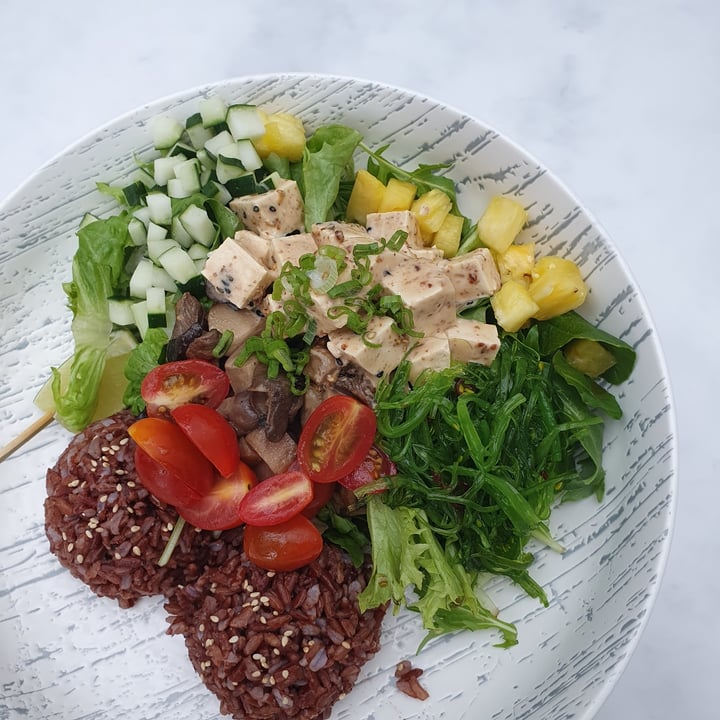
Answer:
top-left (202, 238), bottom-right (273, 309)
top-left (444, 319), bottom-right (500, 366)
top-left (366, 211), bottom-right (424, 250)
top-left (306, 288), bottom-right (349, 336)
top-left (447, 247), bottom-right (501, 308)
top-left (378, 257), bottom-right (457, 335)
top-left (311, 221), bottom-right (372, 252)
top-left (269, 232), bottom-right (317, 273)
top-left (326, 316), bottom-right (409, 379)
top-left (406, 335), bottom-right (451, 383)
top-left (233, 229), bottom-right (273, 269)
top-left (229, 179), bottom-right (304, 239)
top-left (207, 303), bottom-right (265, 354)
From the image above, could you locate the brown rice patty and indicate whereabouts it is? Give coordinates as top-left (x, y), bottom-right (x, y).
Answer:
top-left (165, 544), bottom-right (387, 720)
top-left (44, 409), bottom-right (242, 608)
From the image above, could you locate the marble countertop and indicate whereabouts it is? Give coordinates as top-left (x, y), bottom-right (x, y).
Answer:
top-left (1, 1), bottom-right (716, 717)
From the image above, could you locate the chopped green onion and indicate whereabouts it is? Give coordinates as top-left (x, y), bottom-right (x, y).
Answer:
top-left (211, 329), bottom-right (234, 358)
top-left (158, 516), bottom-right (186, 567)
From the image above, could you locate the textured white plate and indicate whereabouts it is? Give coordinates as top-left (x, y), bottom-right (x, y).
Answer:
top-left (0, 73), bottom-right (676, 720)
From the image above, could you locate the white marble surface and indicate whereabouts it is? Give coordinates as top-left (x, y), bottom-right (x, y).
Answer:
top-left (0, 1), bottom-right (716, 718)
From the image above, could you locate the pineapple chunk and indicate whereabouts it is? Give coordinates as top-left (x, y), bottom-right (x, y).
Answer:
top-left (495, 242), bottom-right (535, 287)
top-left (346, 170), bottom-right (386, 224)
top-left (528, 256), bottom-right (588, 320)
top-left (378, 178), bottom-right (417, 212)
top-left (411, 189), bottom-right (452, 242)
top-left (490, 280), bottom-right (540, 333)
top-left (253, 112), bottom-right (306, 162)
top-left (564, 339), bottom-right (617, 378)
top-left (432, 213), bottom-right (464, 258)
top-left (477, 195), bottom-right (527, 253)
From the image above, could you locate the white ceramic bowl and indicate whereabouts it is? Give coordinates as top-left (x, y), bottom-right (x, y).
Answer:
top-left (0, 73), bottom-right (676, 720)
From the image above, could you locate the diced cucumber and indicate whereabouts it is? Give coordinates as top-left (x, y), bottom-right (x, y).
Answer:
top-left (264, 171), bottom-right (283, 189)
top-left (185, 112), bottom-right (203, 128)
top-left (235, 139), bottom-right (263, 171)
top-left (174, 158), bottom-right (201, 195)
top-left (227, 104), bottom-right (265, 140)
top-left (146, 192), bottom-right (173, 226)
top-left (224, 172), bottom-right (258, 197)
top-left (131, 300), bottom-right (150, 339)
top-left (204, 130), bottom-right (235, 160)
top-left (158, 245), bottom-right (199, 284)
top-left (145, 286), bottom-right (167, 328)
top-left (179, 205), bottom-right (215, 247)
top-left (129, 258), bottom-right (155, 299)
top-left (194, 258), bottom-right (207, 274)
top-left (108, 298), bottom-right (136, 326)
top-left (187, 243), bottom-right (209, 261)
top-left (146, 221), bottom-right (168, 244)
top-left (133, 205), bottom-right (151, 227)
top-left (199, 96), bottom-right (228, 128)
top-left (151, 265), bottom-right (179, 293)
top-left (171, 215), bottom-right (194, 249)
top-left (150, 115), bottom-right (184, 150)
top-left (147, 236), bottom-right (179, 263)
top-left (196, 149), bottom-right (215, 170)
top-left (186, 121), bottom-right (215, 151)
top-left (79, 212), bottom-right (99, 229)
top-left (204, 180), bottom-right (232, 206)
top-left (123, 181), bottom-right (147, 206)
top-left (128, 217), bottom-right (148, 246)
top-left (169, 141), bottom-right (196, 158)
top-left (177, 274), bottom-right (207, 298)
top-left (216, 152), bottom-right (248, 185)
top-left (154, 155), bottom-right (186, 186)
top-left (167, 178), bottom-right (191, 199)
top-left (135, 165), bottom-right (156, 189)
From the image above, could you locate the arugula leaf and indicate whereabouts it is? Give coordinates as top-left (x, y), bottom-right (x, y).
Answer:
top-left (301, 125), bottom-right (362, 229)
top-left (121, 328), bottom-right (168, 414)
top-left (537, 311), bottom-right (636, 384)
top-left (51, 216), bottom-right (133, 431)
top-left (316, 506), bottom-right (369, 567)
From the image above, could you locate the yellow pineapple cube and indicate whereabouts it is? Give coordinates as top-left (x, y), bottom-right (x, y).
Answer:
top-left (490, 280), bottom-right (540, 333)
top-left (252, 112), bottom-right (306, 162)
top-left (495, 242), bottom-right (536, 286)
top-left (477, 195), bottom-right (527, 253)
top-left (564, 339), bottom-right (617, 378)
top-left (528, 256), bottom-right (588, 320)
top-left (346, 170), bottom-right (386, 224)
top-left (378, 178), bottom-right (417, 212)
top-left (411, 189), bottom-right (452, 243)
top-left (432, 213), bottom-right (464, 258)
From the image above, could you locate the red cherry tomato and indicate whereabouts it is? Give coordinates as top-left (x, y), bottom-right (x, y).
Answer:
top-left (170, 403), bottom-right (240, 477)
top-left (297, 395), bottom-right (377, 484)
top-left (128, 417), bottom-right (214, 505)
top-left (177, 461), bottom-right (257, 531)
top-left (244, 514), bottom-right (323, 572)
top-left (339, 445), bottom-right (396, 493)
top-left (141, 360), bottom-right (229, 417)
top-left (302, 481), bottom-right (337, 518)
top-left (238, 470), bottom-right (314, 527)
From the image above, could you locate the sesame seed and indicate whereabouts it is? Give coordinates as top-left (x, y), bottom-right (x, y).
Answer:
top-left (251, 670), bottom-right (261, 678)
top-left (246, 584), bottom-right (254, 593)
top-left (249, 591), bottom-right (260, 598)
top-left (209, 615), bottom-right (219, 623)
top-left (126, 480), bottom-right (135, 488)
top-left (132, 546), bottom-right (141, 556)
top-left (281, 669), bottom-right (289, 679)
top-left (110, 444), bottom-right (120, 452)
top-left (85, 530), bottom-right (93, 539)
top-left (198, 624), bottom-right (205, 632)
top-left (130, 525), bottom-right (140, 533)
top-left (259, 595), bottom-right (269, 605)
top-left (99, 495), bottom-right (108, 503)
top-left (166, 522), bottom-right (174, 532)
top-left (102, 462), bottom-right (110, 468)
top-left (341, 641), bottom-right (351, 649)
top-left (114, 468), bottom-right (125, 476)
top-left (228, 635), bottom-right (239, 644)
top-left (281, 636), bottom-right (289, 647)
top-left (259, 616), bottom-right (267, 625)
top-left (101, 446), bottom-right (110, 453)
top-left (67, 478), bottom-right (80, 488)
top-left (62, 531), bottom-right (67, 541)
top-left (266, 571), bottom-right (275, 578)
top-left (114, 552), bottom-right (121, 560)
top-left (273, 648), bottom-right (280, 656)
top-left (115, 483), bottom-right (122, 492)
top-left (90, 459), bottom-right (98, 468)
top-left (76, 554), bottom-right (84, 564)
top-left (252, 653), bottom-right (264, 661)
top-left (67, 543), bottom-right (74, 552)
top-left (205, 638), bottom-right (214, 647)
top-left (112, 504), bottom-right (119, 513)
top-left (119, 437), bottom-right (129, 446)
top-left (283, 630), bottom-right (293, 637)
top-left (303, 646), bottom-right (309, 654)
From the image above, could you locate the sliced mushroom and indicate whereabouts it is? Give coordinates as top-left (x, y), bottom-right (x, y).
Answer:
top-left (186, 329), bottom-right (222, 361)
top-left (166, 323), bottom-right (205, 362)
top-left (335, 363), bottom-right (378, 407)
top-left (305, 344), bottom-right (341, 386)
top-left (264, 375), bottom-right (295, 442)
top-left (217, 392), bottom-right (261, 435)
top-left (244, 428), bottom-right (297, 475)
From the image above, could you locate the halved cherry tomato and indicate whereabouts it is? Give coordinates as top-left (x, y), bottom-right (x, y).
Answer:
top-left (141, 360), bottom-right (229, 417)
top-left (244, 514), bottom-right (323, 571)
top-left (177, 461), bottom-right (257, 531)
top-left (238, 470), bottom-right (314, 527)
top-left (302, 481), bottom-right (337, 518)
top-left (134, 446), bottom-right (203, 508)
top-left (339, 445), bottom-right (396, 493)
top-left (297, 395), bottom-right (376, 484)
top-left (170, 403), bottom-right (240, 477)
top-left (128, 417), bottom-right (214, 505)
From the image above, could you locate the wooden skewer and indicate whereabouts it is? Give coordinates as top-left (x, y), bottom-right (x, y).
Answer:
top-left (0, 411), bottom-right (55, 463)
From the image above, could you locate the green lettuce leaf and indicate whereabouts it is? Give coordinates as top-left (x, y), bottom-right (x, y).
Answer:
top-left (122, 328), bottom-right (168, 414)
top-left (301, 125), bottom-right (362, 229)
top-left (51, 216), bottom-right (133, 431)
top-left (358, 497), bottom-right (518, 648)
